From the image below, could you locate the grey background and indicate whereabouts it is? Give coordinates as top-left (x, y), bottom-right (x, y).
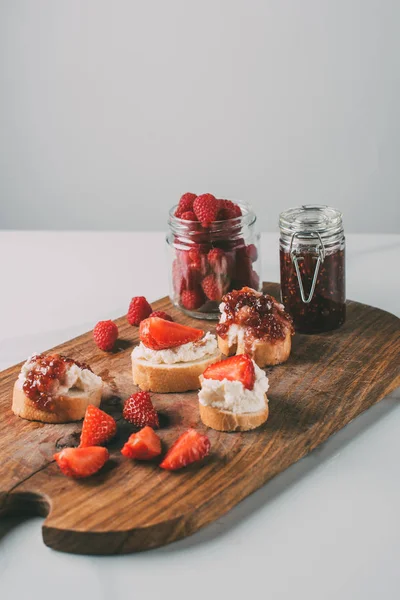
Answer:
top-left (0, 0), bottom-right (399, 233)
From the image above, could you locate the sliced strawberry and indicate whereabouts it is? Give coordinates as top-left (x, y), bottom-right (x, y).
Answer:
top-left (79, 405), bottom-right (117, 448)
top-left (203, 354), bottom-right (255, 390)
top-left (159, 429), bottom-right (211, 470)
top-left (54, 446), bottom-right (109, 478)
top-left (139, 317), bottom-right (204, 350)
top-left (121, 426), bottom-right (162, 460)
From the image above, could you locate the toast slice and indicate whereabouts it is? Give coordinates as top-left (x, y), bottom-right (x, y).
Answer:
top-left (12, 380), bottom-right (102, 423)
top-left (12, 354), bottom-right (103, 423)
top-left (132, 351), bottom-right (222, 393)
top-left (217, 328), bottom-right (292, 366)
top-left (199, 399), bottom-right (269, 432)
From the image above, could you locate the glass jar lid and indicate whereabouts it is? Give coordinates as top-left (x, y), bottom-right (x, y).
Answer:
top-left (279, 205), bottom-right (343, 241)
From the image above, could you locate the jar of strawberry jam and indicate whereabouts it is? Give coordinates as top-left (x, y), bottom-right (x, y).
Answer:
top-left (279, 205), bottom-right (346, 333)
top-left (167, 199), bottom-right (261, 319)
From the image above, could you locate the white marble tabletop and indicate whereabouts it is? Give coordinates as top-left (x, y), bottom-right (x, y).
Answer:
top-left (0, 232), bottom-right (399, 600)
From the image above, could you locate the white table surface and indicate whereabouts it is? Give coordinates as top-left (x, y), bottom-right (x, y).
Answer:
top-left (0, 231), bottom-right (399, 600)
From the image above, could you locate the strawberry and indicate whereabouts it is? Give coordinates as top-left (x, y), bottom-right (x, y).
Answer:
top-left (123, 391), bottom-right (159, 428)
top-left (203, 354), bottom-right (255, 390)
top-left (93, 320), bottom-right (118, 352)
top-left (193, 194), bottom-right (219, 227)
top-left (121, 426), bottom-right (162, 460)
top-left (80, 405), bottom-right (117, 448)
top-left (180, 288), bottom-right (205, 310)
top-left (218, 199), bottom-right (242, 220)
top-left (149, 310), bottom-right (173, 321)
top-left (127, 296), bottom-right (152, 326)
top-left (160, 429), bottom-right (211, 470)
top-left (140, 317), bottom-right (204, 350)
top-left (175, 192), bottom-right (197, 217)
top-left (201, 274), bottom-right (223, 301)
top-left (180, 211), bottom-right (198, 221)
top-left (54, 446), bottom-right (109, 478)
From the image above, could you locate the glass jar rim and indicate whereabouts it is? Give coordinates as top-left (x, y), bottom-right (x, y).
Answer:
top-left (279, 204), bottom-right (343, 241)
top-left (168, 200), bottom-right (256, 235)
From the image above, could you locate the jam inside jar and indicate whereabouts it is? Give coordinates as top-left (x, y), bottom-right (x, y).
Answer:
top-left (279, 205), bottom-right (346, 333)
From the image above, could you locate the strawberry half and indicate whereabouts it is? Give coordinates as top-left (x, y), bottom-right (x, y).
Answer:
top-left (159, 429), bottom-right (211, 471)
top-left (139, 317), bottom-right (204, 350)
top-left (54, 446), bottom-right (109, 478)
top-left (121, 426), bottom-right (162, 460)
top-left (79, 405), bottom-right (117, 448)
top-left (203, 354), bottom-right (255, 390)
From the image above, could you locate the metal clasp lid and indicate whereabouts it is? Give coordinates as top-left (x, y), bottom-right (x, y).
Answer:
top-left (289, 231), bottom-right (326, 304)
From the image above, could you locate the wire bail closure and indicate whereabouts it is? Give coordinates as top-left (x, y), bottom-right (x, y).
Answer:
top-left (289, 231), bottom-right (326, 304)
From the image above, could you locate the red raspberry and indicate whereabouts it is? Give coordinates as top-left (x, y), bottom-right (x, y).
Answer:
top-left (127, 296), bottom-right (152, 326)
top-left (207, 248), bottom-right (226, 271)
top-left (180, 211), bottom-right (198, 221)
top-left (93, 320), bottom-right (118, 352)
top-left (188, 247), bottom-right (203, 270)
top-left (172, 259), bottom-right (185, 296)
top-left (250, 270), bottom-right (260, 290)
top-left (246, 244), bottom-right (258, 262)
top-left (123, 391), bottom-right (159, 429)
top-left (184, 265), bottom-right (202, 290)
top-left (218, 199), bottom-right (242, 220)
top-left (149, 310), bottom-right (173, 321)
top-left (193, 194), bottom-right (219, 227)
top-left (201, 274), bottom-right (223, 301)
top-left (181, 288), bottom-right (205, 310)
top-left (175, 193), bottom-right (197, 217)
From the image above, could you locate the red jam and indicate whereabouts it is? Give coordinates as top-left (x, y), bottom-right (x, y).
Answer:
top-left (22, 354), bottom-right (92, 412)
top-left (216, 287), bottom-right (294, 352)
top-left (280, 248), bottom-right (346, 333)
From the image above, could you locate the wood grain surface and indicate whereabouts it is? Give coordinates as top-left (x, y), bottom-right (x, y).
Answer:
top-left (0, 283), bottom-right (399, 555)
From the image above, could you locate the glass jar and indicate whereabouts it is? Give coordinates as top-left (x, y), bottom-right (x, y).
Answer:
top-left (279, 205), bottom-right (346, 333)
top-left (167, 203), bottom-right (261, 319)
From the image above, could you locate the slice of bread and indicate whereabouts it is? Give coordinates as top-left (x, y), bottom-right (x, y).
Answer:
top-left (12, 381), bottom-right (102, 423)
top-left (132, 351), bottom-right (222, 393)
top-left (217, 328), bottom-right (291, 367)
top-left (199, 397), bottom-right (269, 432)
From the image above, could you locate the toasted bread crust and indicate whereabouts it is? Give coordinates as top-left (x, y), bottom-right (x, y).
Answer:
top-left (217, 329), bottom-right (291, 367)
top-left (131, 352), bottom-right (222, 393)
top-left (199, 398), bottom-right (269, 431)
top-left (12, 381), bottom-right (102, 423)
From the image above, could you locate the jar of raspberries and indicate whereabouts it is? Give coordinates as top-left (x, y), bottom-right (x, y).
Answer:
top-left (167, 193), bottom-right (261, 319)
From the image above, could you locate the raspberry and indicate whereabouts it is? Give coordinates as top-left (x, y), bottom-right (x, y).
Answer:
top-left (127, 296), bottom-right (152, 326)
top-left (180, 211), bottom-right (198, 221)
top-left (175, 193), bottom-right (197, 217)
top-left (246, 244), bottom-right (258, 262)
top-left (123, 391), bottom-right (159, 428)
top-left (193, 194), bottom-right (219, 227)
top-left (201, 274), bottom-right (223, 301)
top-left (218, 199), bottom-right (242, 220)
top-left (181, 288), bottom-right (205, 310)
top-left (172, 259), bottom-right (185, 296)
top-left (207, 248), bottom-right (226, 271)
top-left (188, 247), bottom-right (203, 270)
top-left (183, 265), bottom-right (202, 290)
top-left (250, 269), bottom-right (260, 290)
top-left (93, 320), bottom-right (118, 352)
top-left (149, 310), bottom-right (173, 321)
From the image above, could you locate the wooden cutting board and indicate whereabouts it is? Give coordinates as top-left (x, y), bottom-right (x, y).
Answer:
top-left (0, 283), bottom-right (399, 555)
